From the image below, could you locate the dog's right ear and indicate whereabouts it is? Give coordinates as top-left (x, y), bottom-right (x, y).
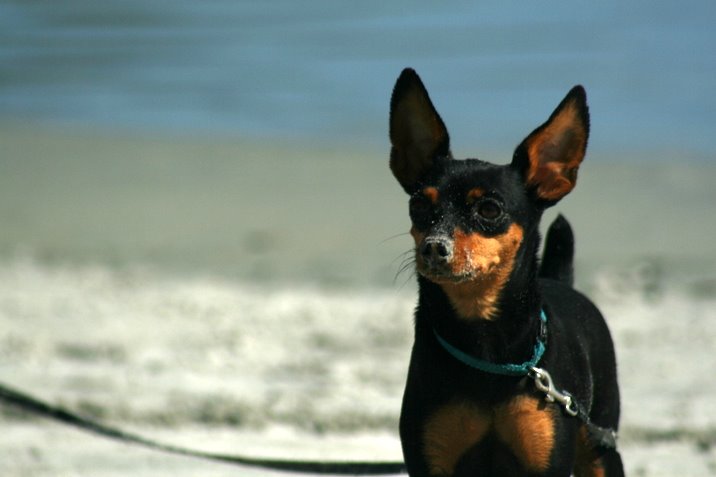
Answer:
top-left (389, 68), bottom-right (451, 193)
top-left (511, 86), bottom-right (589, 205)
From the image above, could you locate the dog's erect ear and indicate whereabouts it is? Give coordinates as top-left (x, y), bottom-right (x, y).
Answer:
top-left (511, 86), bottom-right (589, 204)
top-left (389, 68), bottom-right (451, 193)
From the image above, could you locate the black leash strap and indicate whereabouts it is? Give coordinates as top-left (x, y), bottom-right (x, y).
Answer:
top-left (528, 367), bottom-right (618, 450)
top-left (0, 382), bottom-right (405, 475)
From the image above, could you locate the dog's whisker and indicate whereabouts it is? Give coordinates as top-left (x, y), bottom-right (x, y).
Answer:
top-left (390, 249), bottom-right (415, 267)
top-left (394, 264), bottom-right (416, 288)
top-left (379, 232), bottom-right (411, 245)
top-left (395, 261), bottom-right (415, 279)
top-left (396, 273), bottom-right (416, 291)
top-left (395, 251), bottom-right (415, 269)
top-left (394, 252), bottom-right (417, 286)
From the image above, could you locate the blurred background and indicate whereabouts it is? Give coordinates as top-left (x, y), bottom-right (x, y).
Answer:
top-left (0, 1), bottom-right (714, 475)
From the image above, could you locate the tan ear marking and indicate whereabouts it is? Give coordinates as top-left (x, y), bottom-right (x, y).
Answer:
top-left (516, 87), bottom-right (589, 203)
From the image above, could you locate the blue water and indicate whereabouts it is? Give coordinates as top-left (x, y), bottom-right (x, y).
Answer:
top-left (1, 0), bottom-right (714, 160)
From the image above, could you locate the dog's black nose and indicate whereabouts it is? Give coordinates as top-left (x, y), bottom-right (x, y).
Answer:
top-left (420, 237), bottom-right (453, 266)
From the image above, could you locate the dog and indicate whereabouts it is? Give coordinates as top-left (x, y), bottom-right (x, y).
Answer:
top-left (389, 69), bottom-right (623, 476)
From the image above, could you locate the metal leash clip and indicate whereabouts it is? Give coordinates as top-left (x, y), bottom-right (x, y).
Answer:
top-left (528, 367), bottom-right (579, 417)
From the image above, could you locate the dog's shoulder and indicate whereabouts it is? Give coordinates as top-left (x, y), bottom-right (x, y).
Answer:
top-left (539, 278), bottom-right (616, 365)
top-left (540, 278), bottom-right (601, 322)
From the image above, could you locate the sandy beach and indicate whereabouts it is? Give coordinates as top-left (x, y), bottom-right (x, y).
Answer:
top-left (1, 128), bottom-right (715, 475)
top-left (2, 1), bottom-right (715, 474)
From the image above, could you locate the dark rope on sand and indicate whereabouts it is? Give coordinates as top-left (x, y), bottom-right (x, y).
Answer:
top-left (0, 382), bottom-right (405, 475)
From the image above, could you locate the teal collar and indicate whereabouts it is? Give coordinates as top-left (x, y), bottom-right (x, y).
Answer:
top-left (433, 309), bottom-right (548, 376)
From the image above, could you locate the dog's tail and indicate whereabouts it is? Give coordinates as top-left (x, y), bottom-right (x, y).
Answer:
top-left (539, 214), bottom-right (575, 286)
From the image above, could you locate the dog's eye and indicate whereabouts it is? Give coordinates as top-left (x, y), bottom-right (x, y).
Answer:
top-left (475, 199), bottom-right (502, 221)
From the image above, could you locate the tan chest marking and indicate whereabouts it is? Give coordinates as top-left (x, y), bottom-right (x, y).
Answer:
top-left (495, 395), bottom-right (556, 473)
top-left (423, 396), bottom-right (555, 475)
top-left (423, 401), bottom-right (491, 476)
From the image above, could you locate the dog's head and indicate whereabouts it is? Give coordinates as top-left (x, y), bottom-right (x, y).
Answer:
top-left (389, 68), bottom-right (589, 319)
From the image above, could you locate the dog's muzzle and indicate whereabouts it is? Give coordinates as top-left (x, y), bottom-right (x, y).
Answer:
top-left (418, 236), bottom-right (454, 271)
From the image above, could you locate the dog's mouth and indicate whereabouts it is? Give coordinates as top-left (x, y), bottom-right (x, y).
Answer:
top-left (416, 264), bottom-right (487, 285)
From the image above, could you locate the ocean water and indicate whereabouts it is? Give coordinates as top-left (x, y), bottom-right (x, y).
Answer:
top-left (1, 1), bottom-right (715, 475)
top-left (0, 0), bottom-right (714, 160)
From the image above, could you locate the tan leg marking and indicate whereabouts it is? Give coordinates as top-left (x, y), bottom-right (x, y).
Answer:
top-left (495, 395), bottom-right (556, 473)
top-left (423, 401), bottom-right (491, 476)
top-left (574, 425), bottom-right (606, 477)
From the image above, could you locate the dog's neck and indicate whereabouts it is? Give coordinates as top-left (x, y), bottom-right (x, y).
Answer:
top-left (415, 236), bottom-right (543, 366)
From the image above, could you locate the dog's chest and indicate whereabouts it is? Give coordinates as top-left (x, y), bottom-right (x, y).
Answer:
top-left (422, 395), bottom-right (556, 475)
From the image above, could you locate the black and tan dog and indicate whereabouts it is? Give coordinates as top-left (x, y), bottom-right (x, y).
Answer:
top-left (390, 69), bottom-right (623, 476)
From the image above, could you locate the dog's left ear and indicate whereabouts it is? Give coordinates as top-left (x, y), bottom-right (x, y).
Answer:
top-left (511, 86), bottom-right (589, 204)
top-left (389, 68), bottom-right (451, 194)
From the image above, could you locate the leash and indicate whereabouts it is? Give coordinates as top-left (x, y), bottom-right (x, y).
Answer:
top-left (433, 309), bottom-right (618, 450)
top-left (0, 382), bottom-right (405, 475)
top-left (527, 367), bottom-right (618, 449)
